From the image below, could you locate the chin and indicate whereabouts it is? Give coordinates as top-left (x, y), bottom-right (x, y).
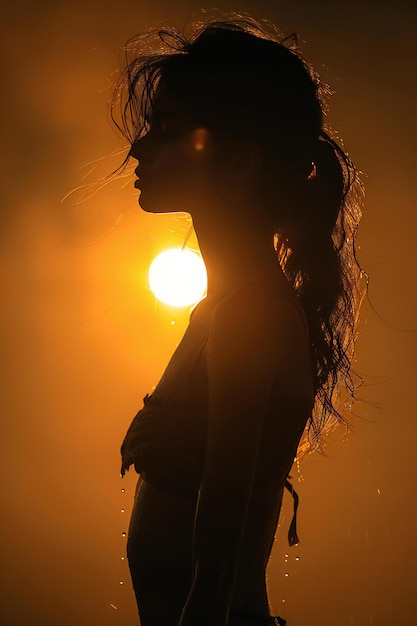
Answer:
top-left (138, 190), bottom-right (190, 215)
top-left (138, 189), bottom-right (163, 213)
top-left (138, 196), bottom-right (169, 214)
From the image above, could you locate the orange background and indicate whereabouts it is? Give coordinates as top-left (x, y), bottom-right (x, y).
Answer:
top-left (1, 1), bottom-right (416, 625)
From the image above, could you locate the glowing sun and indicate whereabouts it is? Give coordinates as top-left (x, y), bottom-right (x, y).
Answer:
top-left (148, 248), bottom-right (207, 307)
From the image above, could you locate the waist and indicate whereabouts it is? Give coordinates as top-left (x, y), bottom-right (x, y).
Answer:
top-left (140, 472), bottom-right (286, 502)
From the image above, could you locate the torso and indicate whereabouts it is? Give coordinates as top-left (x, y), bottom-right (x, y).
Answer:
top-left (128, 475), bottom-right (284, 618)
top-left (124, 282), bottom-right (315, 621)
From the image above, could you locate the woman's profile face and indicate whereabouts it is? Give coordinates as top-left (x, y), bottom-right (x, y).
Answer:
top-left (130, 83), bottom-right (217, 215)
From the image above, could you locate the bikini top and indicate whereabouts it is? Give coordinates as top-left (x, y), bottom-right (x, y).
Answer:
top-left (120, 283), bottom-right (315, 544)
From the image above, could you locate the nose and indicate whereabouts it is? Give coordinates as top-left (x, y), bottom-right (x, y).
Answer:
top-left (129, 132), bottom-right (152, 162)
top-left (129, 139), bottom-right (140, 161)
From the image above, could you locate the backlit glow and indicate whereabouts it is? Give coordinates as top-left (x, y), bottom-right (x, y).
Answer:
top-left (148, 248), bottom-right (207, 307)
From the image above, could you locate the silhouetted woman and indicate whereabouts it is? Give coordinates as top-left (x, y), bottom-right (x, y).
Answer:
top-left (114, 15), bottom-right (365, 626)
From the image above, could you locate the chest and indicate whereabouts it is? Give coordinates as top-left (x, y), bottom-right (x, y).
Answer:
top-left (152, 304), bottom-right (212, 406)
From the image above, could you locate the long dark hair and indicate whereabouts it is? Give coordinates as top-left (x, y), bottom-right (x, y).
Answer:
top-left (111, 15), bottom-right (367, 453)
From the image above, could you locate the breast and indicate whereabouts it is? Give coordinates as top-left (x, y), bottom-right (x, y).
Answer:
top-left (121, 309), bottom-right (210, 494)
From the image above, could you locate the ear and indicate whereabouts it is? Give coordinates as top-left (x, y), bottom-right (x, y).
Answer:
top-left (229, 142), bottom-right (263, 184)
top-left (208, 140), bottom-right (264, 199)
top-left (211, 141), bottom-right (264, 206)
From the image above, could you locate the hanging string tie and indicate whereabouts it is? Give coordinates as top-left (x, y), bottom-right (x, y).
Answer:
top-left (284, 478), bottom-right (300, 547)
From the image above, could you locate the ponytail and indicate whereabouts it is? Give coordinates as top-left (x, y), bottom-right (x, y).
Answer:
top-left (276, 135), bottom-right (365, 450)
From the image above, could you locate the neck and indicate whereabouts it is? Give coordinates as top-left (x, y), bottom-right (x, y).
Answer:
top-left (191, 212), bottom-right (289, 299)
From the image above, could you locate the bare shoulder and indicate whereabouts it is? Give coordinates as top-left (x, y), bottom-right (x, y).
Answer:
top-left (211, 282), bottom-right (308, 351)
top-left (204, 282), bottom-right (314, 439)
top-left (208, 282), bottom-right (313, 394)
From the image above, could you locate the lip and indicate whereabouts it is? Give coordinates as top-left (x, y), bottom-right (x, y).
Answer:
top-left (134, 171), bottom-right (150, 189)
top-left (135, 169), bottom-right (150, 181)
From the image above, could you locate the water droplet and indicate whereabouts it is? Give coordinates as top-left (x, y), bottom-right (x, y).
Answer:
top-left (171, 320), bottom-right (175, 325)
top-left (121, 556), bottom-right (125, 560)
top-left (295, 556), bottom-right (300, 561)
top-left (284, 553), bottom-right (289, 558)
top-left (119, 581), bottom-right (124, 585)
top-left (110, 604), bottom-right (118, 610)
top-left (282, 599), bottom-right (286, 603)
top-left (377, 488), bottom-right (381, 496)
top-left (121, 488), bottom-right (125, 493)
top-left (284, 572), bottom-right (289, 577)
top-left (121, 508), bottom-right (125, 513)
top-left (122, 532), bottom-right (126, 537)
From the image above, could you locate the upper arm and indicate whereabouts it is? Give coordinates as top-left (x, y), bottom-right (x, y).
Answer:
top-left (202, 284), bottom-right (311, 494)
top-left (190, 285), bottom-right (313, 592)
